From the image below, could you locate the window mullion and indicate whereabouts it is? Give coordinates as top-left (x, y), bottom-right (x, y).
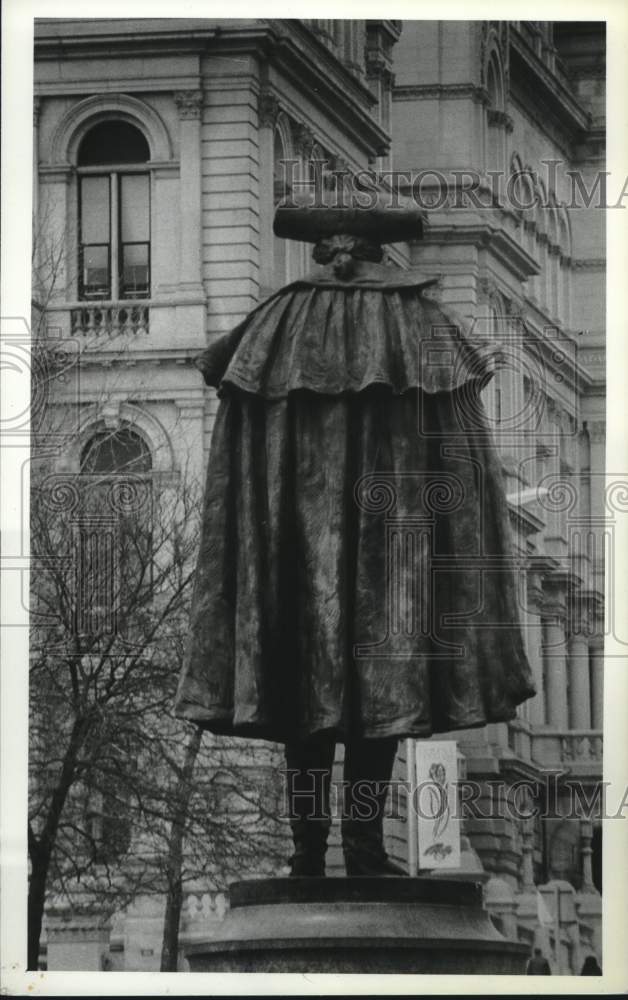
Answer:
top-left (111, 171), bottom-right (119, 301)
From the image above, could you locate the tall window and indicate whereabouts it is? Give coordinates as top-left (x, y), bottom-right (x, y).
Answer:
top-left (77, 120), bottom-right (151, 301)
top-left (77, 427), bottom-right (152, 637)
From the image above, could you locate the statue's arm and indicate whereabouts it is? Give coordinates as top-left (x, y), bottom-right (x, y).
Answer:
top-left (194, 325), bottom-right (244, 388)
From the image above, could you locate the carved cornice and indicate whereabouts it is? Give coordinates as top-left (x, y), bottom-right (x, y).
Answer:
top-left (393, 83), bottom-right (489, 106)
top-left (258, 87), bottom-right (281, 129)
top-left (421, 222), bottom-right (540, 281)
top-left (487, 109), bottom-right (514, 133)
top-left (174, 89), bottom-right (203, 120)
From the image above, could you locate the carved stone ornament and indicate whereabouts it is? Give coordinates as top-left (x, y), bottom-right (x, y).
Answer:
top-left (292, 122), bottom-right (316, 158)
top-left (258, 89), bottom-right (281, 129)
top-left (174, 90), bottom-right (203, 120)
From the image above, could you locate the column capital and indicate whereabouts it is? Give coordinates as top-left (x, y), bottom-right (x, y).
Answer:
top-left (292, 121), bottom-right (316, 159)
top-left (258, 88), bottom-right (281, 129)
top-left (174, 89), bottom-right (203, 120)
top-left (365, 54), bottom-right (395, 86)
top-left (568, 591), bottom-right (595, 639)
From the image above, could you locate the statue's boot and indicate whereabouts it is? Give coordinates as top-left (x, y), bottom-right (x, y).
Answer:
top-left (342, 736), bottom-right (407, 876)
top-left (284, 731), bottom-right (336, 877)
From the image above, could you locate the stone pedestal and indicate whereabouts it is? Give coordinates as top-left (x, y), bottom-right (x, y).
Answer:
top-left (185, 878), bottom-right (528, 974)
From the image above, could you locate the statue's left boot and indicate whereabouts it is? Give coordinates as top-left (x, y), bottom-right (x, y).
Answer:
top-left (284, 731), bottom-right (336, 877)
top-left (341, 736), bottom-right (407, 876)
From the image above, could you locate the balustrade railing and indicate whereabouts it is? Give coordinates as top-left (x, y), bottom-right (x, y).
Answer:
top-left (70, 302), bottom-right (149, 337)
top-left (531, 729), bottom-right (603, 768)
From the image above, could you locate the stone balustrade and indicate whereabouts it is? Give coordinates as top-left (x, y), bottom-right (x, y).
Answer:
top-left (531, 729), bottom-right (603, 773)
top-left (70, 302), bottom-right (149, 337)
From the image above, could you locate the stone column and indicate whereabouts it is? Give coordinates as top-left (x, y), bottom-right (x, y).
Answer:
top-left (174, 90), bottom-right (204, 297)
top-left (542, 581), bottom-right (569, 729)
top-left (526, 567), bottom-right (546, 726)
top-left (567, 600), bottom-right (592, 730)
top-left (579, 820), bottom-right (595, 892)
top-left (587, 420), bottom-right (606, 597)
top-left (257, 88), bottom-right (281, 299)
top-left (520, 817), bottom-right (536, 892)
top-left (589, 641), bottom-right (604, 730)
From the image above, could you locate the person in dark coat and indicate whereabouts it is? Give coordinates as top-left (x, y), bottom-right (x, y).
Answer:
top-left (175, 200), bottom-right (536, 876)
top-left (526, 947), bottom-right (552, 974)
top-left (580, 954), bottom-right (602, 975)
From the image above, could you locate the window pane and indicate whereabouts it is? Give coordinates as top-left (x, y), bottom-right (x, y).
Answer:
top-left (81, 176), bottom-right (110, 243)
top-left (121, 243), bottom-right (149, 297)
top-left (120, 174), bottom-right (149, 243)
top-left (81, 429), bottom-right (152, 474)
top-left (82, 245), bottom-right (110, 298)
top-left (78, 121), bottom-right (150, 166)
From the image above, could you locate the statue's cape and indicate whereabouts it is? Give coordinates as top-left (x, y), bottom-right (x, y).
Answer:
top-left (195, 263), bottom-right (498, 398)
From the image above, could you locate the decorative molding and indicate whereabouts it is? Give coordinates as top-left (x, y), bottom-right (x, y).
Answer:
top-left (477, 275), bottom-right (498, 301)
top-left (393, 83), bottom-right (489, 106)
top-left (33, 97), bottom-right (42, 128)
top-left (74, 401), bottom-right (176, 474)
top-left (487, 109), bottom-right (514, 132)
top-left (365, 54), bottom-right (394, 86)
top-left (571, 257), bottom-right (606, 271)
top-left (49, 93), bottom-right (173, 164)
top-left (174, 89), bottom-right (203, 121)
top-left (38, 164), bottom-right (72, 184)
top-left (578, 348), bottom-right (605, 370)
top-left (257, 88), bottom-right (281, 129)
top-left (421, 222), bottom-right (540, 281)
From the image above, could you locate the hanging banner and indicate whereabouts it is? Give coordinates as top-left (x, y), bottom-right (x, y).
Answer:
top-left (414, 740), bottom-right (461, 870)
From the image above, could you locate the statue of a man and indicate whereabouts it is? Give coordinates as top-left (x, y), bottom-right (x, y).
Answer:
top-left (175, 200), bottom-right (535, 876)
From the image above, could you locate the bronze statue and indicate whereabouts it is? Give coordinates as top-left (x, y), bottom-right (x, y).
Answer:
top-left (175, 200), bottom-right (535, 876)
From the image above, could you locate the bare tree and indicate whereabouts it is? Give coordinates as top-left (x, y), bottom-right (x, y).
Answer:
top-left (28, 206), bottom-right (288, 971)
top-left (28, 434), bottom-right (287, 970)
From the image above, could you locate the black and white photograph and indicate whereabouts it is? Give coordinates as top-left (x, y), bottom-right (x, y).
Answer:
top-left (1, 3), bottom-right (628, 995)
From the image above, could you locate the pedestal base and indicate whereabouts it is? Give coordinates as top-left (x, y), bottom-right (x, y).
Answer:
top-left (185, 877), bottom-right (528, 974)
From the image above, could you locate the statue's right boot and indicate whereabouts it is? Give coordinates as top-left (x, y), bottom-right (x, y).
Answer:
top-left (341, 736), bottom-right (406, 876)
top-left (284, 732), bottom-right (336, 877)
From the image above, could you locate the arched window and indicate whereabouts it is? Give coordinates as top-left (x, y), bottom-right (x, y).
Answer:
top-left (487, 55), bottom-right (504, 112)
top-left (558, 207), bottom-right (572, 328)
top-left (80, 427), bottom-right (152, 475)
top-left (77, 426), bottom-right (153, 637)
top-left (486, 53), bottom-right (505, 175)
top-left (78, 120), bottom-right (151, 301)
top-left (533, 177), bottom-right (549, 310)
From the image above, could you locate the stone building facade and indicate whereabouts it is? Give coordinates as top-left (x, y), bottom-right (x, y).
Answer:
top-left (33, 19), bottom-right (605, 974)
